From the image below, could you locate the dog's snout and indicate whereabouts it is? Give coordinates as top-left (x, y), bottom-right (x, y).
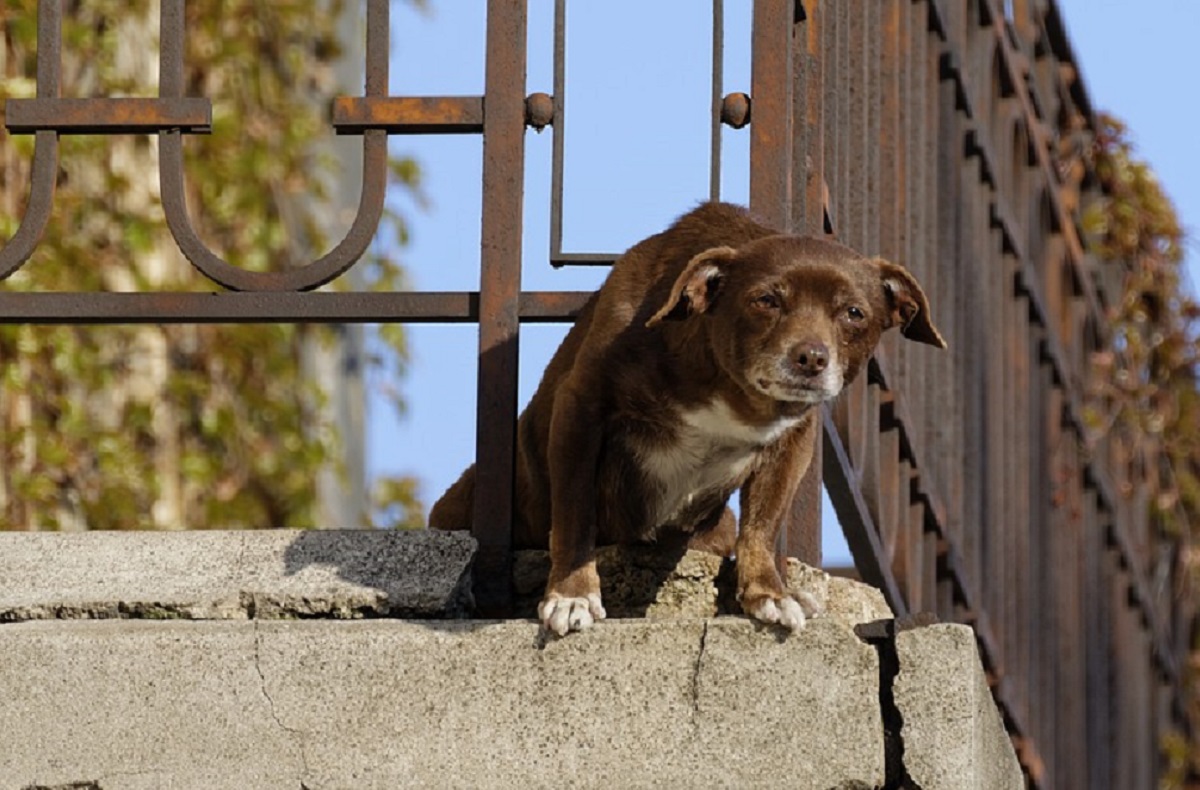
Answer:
top-left (794, 341), bottom-right (830, 376)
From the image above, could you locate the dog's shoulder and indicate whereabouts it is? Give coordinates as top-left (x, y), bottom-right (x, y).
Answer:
top-left (650, 202), bottom-right (777, 271)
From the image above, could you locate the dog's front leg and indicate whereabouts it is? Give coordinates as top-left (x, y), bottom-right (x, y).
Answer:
top-left (735, 415), bottom-right (823, 633)
top-left (539, 380), bottom-right (607, 636)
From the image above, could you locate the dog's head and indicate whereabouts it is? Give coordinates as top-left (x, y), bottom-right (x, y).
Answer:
top-left (646, 236), bottom-right (945, 405)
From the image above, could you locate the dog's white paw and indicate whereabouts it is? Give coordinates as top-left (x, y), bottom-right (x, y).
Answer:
top-left (747, 595), bottom-right (810, 632)
top-left (538, 593), bottom-right (606, 636)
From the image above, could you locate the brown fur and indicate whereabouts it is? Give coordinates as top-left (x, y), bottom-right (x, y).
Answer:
top-left (430, 202), bottom-right (945, 634)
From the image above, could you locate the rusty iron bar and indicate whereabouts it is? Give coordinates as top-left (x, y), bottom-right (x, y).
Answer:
top-left (549, 0), bottom-right (729, 268)
top-left (0, 291), bottom-right (591, 324)
top-left (333, 94), bottom-right (555, 135)
top-left (709, 0), bottom-right (725, 201)
top-left (332, 96), bottom-right (484, 134)
top-left (748, 0), bottom-right (824, 567)
top-left (822, 410), bottom-right (908, 615)
top-left (748, 0), bottom-right (794, 229)
top-left (471, 0), bottom-right (530, 616)
top-left (5, 97), bottom-right (212, 134)
top-left (547, 0), bottom-right (619, 268)
top-left (0, 0), bottom-right (61, 280)
top-left (548, 0), bottom-right (567, 266)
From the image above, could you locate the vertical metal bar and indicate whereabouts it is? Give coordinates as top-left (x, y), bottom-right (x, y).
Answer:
top-left (364, 0), bottom-right (388, 96)
top-left (749, 0), bottom-right (793, 228)
top-left (709, 0), bottom-right (724, 202)
top-left (749, 0), bottom-right (821, 566)
top-left (473, 0), bottom-right (528, 615)
top-left (159, 0), bottom-right (183, 97)
top-left (549, 0), bottom-right (567, 262)
top-left (796, 0), bottom-right (824, 236)
top-left (37, 0), bottom-right (63, 93)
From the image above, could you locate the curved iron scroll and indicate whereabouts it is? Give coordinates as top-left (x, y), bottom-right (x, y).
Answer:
top-left (156, 129), bottom-right (388, 292)
top-left (0, 0), bottom-right (391, 292)
top-left (0, 131), bottom-right (58, 281)
top-left (155, 0), bottom-right (389, 292)
top-left (0, 0), bottom-right (61, 281)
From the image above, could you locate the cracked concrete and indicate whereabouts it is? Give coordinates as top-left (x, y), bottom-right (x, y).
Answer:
top-left (252, 621), bottom-right (312, 782)
top-left (2, 617), bottom-right (886, 789)
top-left (1, 530), bottom-right (1021, 788)
top-left (689, 619), bottom-right (710, 723)
top-left (892, 624), bottom-right (1024, 789)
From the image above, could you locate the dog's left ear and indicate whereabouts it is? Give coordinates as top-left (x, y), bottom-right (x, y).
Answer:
top-left (873, 258), bottom-right (947, 348)
top-left (646, 246), bottom-right (736, 327)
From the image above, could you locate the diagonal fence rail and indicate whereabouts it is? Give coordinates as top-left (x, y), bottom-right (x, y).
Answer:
top-left (0, 2), bottom-right (1191, 787)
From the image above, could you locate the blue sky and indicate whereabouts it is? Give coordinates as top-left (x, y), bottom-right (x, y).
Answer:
top-left (369, 1), bottom-right (1200, 566)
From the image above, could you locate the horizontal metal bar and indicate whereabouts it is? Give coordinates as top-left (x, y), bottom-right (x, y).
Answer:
top-left (549, 252), bottom-right (617, 268)
top-left (0, 290), bottom-right (591, 324)
top-left (5, 98), bottom-right (212, 134)
top-left (331, 96), bottom-right (484, 134)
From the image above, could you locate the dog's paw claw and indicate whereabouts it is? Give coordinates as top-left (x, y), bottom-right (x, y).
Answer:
top-left (539, 593), bottom-right (606, 637)
top-left (792, 589), bottom-right (825, 618)
top-left (747, 595), bottom-right (810, 633)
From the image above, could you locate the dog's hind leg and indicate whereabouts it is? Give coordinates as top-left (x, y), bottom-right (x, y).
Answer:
top-left (686, 506), bottom-right (737, 557)
top-left (428, 465), bottom-right (476, 531)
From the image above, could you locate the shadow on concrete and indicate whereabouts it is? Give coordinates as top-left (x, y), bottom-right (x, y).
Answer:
top-left (275, 528), bottom-right (477, 630)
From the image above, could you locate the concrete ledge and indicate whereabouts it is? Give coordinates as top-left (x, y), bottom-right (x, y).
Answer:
top-left (0, 531), bottom-right (1021, 788)
top-left (1, 617), bottom-right (884, 790)
top-left (894, 623), bottom-right (1024, 789)
top-left (0, 529), bottom-right (476, 621)
top-left (514, 546), bottom-right (893, 627)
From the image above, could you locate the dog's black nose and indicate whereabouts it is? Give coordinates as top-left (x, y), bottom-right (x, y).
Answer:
top-left (795, 341), bottom-right (829, 375)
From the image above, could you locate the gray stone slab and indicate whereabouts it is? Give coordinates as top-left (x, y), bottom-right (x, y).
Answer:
top-left (0, 617), bottom-right (883, 790)
top-left (0, 528), bottom-right (475, 621)
top-left (893, 623), bottom-right (1024, 789)
top-left (696, 618), bottom-right (886, 787)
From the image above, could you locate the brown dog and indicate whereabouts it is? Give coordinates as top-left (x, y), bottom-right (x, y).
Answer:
top-left (430, 202), bottom-right (945, 635)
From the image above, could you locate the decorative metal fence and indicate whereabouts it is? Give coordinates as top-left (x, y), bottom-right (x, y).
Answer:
top-left (0, 1), bottom-right (1189, 787)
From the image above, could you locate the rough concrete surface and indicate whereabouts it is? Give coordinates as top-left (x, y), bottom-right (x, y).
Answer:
top-left (0, 529), bottom-right (475, 621)
top-left (893, 623), bottom-right (1024, 789)
top-left (513, 546), bottom-right (892, 628)
top-left (0, 531), bottom-right (1019, 789)
top-left (1, 617), bottom-right (884, 790)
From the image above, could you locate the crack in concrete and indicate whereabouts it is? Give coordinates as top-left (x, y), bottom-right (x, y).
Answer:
top-left (689, 620), bottom-right (710, 722)
top-left (252, 621), bottom-right (310, 781)
top-left (855, 618), bottom-right (925, 790)
top-left (96, 769), bottom-right (168, 787)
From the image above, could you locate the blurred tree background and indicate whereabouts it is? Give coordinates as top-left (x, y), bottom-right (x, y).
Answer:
top-left (1083, 113), bottom-right (1200, 788)
top-left (0, 0), bottom-right (423, 530)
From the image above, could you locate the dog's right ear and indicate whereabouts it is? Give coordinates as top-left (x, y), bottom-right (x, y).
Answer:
top-left (646, 246), bottom-right (736, 327)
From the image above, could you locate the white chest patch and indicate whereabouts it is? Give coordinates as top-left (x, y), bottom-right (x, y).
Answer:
top-left (634, 399), bottom-right (803, 526)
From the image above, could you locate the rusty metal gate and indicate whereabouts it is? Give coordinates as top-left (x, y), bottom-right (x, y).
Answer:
top-left (0, 1), bottom-right (1191, 787)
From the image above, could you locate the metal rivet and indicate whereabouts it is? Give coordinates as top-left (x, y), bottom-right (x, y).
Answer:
top-left (720, 92), bottom-right (751, 129)
top-left (525, 93), bottom-right (555, 131)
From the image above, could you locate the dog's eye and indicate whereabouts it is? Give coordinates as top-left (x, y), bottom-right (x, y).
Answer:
top-left (846, 306), bottom-right (866, 322)
top-left (753, 293), bottom-right (780, 311)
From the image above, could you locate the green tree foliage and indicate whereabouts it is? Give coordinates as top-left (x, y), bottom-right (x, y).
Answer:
top-left (1082, 113), bottom-right (1200, 789)
top-left (0, 0), bottom-right (422, 529)
top-left (1084, 114), bottom-right (1199, 533)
